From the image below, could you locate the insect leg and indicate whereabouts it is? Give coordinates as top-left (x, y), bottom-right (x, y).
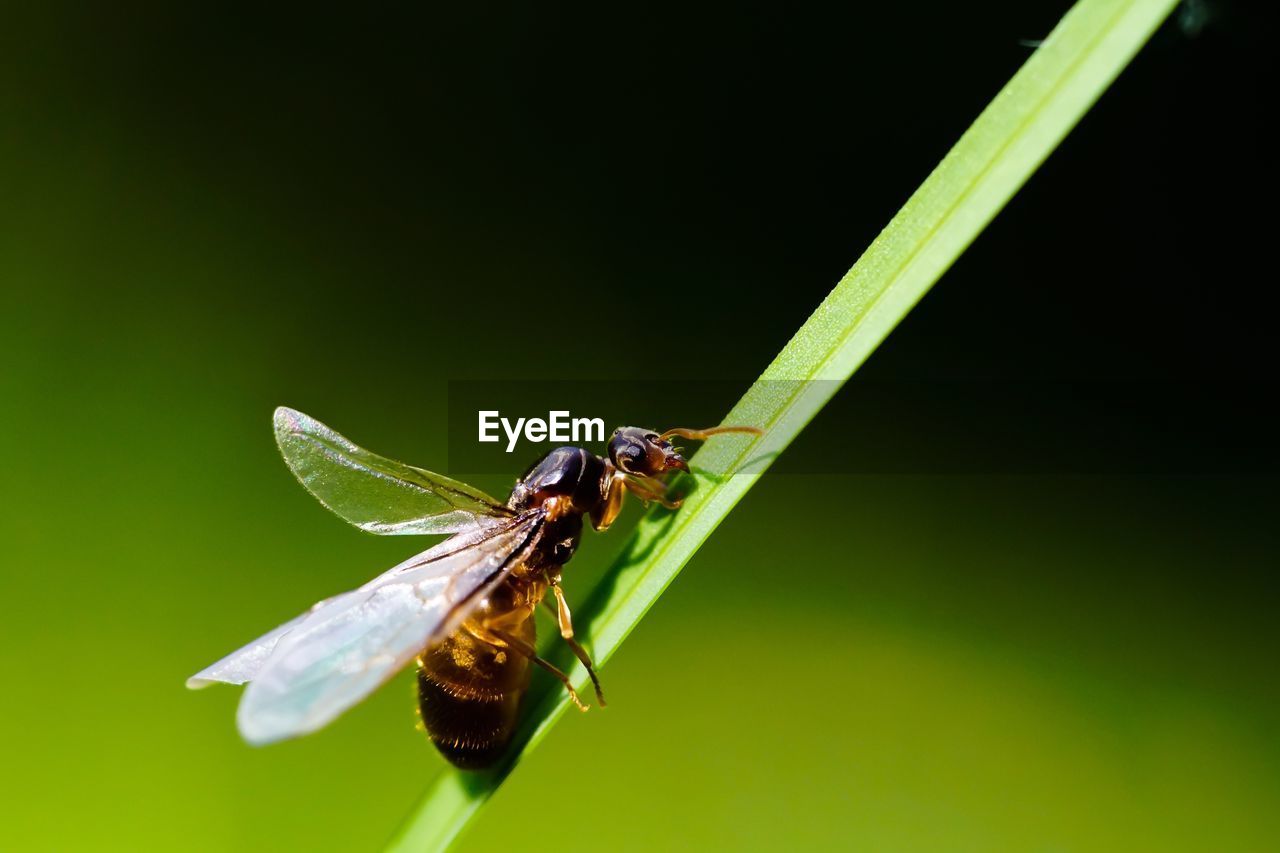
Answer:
top-left (623, 475), bottom-right (682, 510)
top-left (545, 585), bottom-right (607, 707)
top-left (485, 626), bottom-right (590, 713)
top-left (590, 472), bottom-right (626, 531)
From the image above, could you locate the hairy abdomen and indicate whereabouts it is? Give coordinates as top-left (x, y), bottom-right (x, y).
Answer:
top-left (416, 617), bottom-right (534, 770)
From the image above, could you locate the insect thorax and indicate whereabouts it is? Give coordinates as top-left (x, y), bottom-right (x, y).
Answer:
top-left (509, 445), bottom-right (609, 517)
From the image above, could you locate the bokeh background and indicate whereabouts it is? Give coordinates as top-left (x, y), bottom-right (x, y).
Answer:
top-left (2, 2), bottom-right (1274, 850)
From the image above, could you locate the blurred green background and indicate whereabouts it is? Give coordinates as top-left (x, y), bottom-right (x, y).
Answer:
top-left (2, 2), bottom-right (1275, 850)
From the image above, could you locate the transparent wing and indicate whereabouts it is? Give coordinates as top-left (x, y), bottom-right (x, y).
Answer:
top-left (217, 512), bottom-right (544, 745)
top-left (184, 517), bottom-right (529, 691)
top-left (274, 406), bottom-right (513, 535)
top-left (186, 610), bottom-right (310, 689)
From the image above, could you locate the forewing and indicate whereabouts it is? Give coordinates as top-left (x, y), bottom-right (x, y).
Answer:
top-left (274, 406), bottom-right (513, 535)
top-left (233, 511), bottom-right (544, 745)
top-left (186, 610), bottom-right (311, 689)
top-left (185, 520), bottom-right (523, 692)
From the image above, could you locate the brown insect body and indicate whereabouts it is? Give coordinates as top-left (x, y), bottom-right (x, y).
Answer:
top-left (416, 426), bottom-right (760, 769)
top-left (416, 576), bottom-right (545, 769)
top-left (416, 447), bottom-right (601, 768)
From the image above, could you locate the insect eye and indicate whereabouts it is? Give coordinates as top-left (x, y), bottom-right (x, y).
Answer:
top-left (616, 445), bottom-right (646, 472)
top-left (644, 433), bottom-right (659, 443)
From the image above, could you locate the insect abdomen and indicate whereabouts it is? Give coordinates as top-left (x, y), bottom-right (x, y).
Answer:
top-left (416, 618), bottom-right (534, 770)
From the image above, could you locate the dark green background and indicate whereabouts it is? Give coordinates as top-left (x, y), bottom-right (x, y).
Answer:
top-left (2, 2), bottom-right (1274, 850)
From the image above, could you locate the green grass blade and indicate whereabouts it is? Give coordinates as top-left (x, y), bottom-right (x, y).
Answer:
top-left (388, 0), bottom-right (1176, 848)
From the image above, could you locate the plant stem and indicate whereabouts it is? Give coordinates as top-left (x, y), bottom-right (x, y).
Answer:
top-left (387, 1), bottom-right (1177, 849)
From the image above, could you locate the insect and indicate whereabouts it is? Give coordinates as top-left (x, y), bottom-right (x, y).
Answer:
top-left (188, 407), bottom-right (761, 769)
